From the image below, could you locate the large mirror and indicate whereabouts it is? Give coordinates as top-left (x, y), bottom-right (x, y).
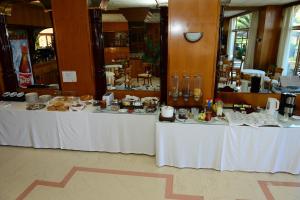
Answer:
top-left (102, 1), bottom-right (162, 92)
top-left (6, 1), bottom-right (59, 90)
top-left (217, 2), bottom-right (300, 94)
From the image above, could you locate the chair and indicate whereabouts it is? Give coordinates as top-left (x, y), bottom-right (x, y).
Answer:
top-left (231, 68), bottom-right (241, 86)
top-left (124, 66), bottom-right (132, 88)
top-left (264, 67), bottom-right (283, 90)
top-left (272, 67), bottom-right (283, 80)
top-left (137, 63), bottom-right (152, 85)
top-left (218, 66), bottom-right (231, 85)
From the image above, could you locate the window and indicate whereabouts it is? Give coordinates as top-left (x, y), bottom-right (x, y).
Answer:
top-left (287, 6), bottom-right (300, 75)
top-left (36, 28), bottom-right (54, 49)
top-left (231, 14), bottom-right (252, 67)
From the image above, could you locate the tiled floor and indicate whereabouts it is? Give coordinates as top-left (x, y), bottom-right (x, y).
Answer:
top-left (0, 146), bottom-right (299, 200)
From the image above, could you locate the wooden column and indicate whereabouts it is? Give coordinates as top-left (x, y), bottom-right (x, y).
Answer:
top-left (160, 7), bottom-right (168, 104)
top-left (0, 15), bottom-right (18, 91)
top-left (51, 0), bottom-right (95, 96)
top-left (89, 9), bottom-right (106, 100)
top-left (254, 6), bottom-right (283, 69)
top-left (167, 0), bottom-right (220, 106)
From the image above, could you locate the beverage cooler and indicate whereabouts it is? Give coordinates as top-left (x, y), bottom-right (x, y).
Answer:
top-left (9, 29), bottom-right (34, 88)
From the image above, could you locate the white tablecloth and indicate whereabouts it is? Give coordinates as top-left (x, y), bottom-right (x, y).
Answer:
top-left (0, 103), bottom-right (156, 155)
top-left (241, 69), bottom-right (266, 76)
top-left (156, 122), bottom-right (300, 174)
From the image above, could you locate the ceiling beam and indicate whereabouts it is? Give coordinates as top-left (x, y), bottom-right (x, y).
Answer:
top-left (103, 8), bottom-right (159, 14)
top-left (224, 6), bottom-right (261, 11)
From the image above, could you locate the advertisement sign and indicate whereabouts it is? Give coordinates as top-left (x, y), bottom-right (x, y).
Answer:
top-left (9, 30), bottom-right (34, 88)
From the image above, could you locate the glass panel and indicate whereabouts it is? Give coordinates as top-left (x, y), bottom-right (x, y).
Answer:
top-left (292, 6), bottom-right (300, 27)
top-left (287, 30), bottom-right (300, 75)
top-left (234, 14), bottom-right (252, 30)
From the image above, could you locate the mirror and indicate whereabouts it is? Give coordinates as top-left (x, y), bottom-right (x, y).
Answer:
top-left (217, 4), bottom-right (300, 94)
top-left (102, 3), bottom-right (161, 92)
top-left (6, 2), bottom-right (59, 90)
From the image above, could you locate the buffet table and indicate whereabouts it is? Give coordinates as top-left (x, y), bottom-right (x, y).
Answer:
top-left (0, 102), bottom-right (156, 155)
top-left (156, 121), bottom-right (300, 174)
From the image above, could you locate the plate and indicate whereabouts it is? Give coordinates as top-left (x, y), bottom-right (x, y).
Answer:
top-left (118, 109), bottom-right (128, 113)
top-left (291, 115), bottom-right (300, 120)
top-left (26, 103), bottom-right (46, 110)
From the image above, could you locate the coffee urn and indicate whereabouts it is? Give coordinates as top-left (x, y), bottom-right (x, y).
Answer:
top-left (279, 93), bottom-right (297, 117)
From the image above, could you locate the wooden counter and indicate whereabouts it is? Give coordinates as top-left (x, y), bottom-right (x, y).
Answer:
top-left (218, 92), bottom-right (300, 114)
top-left (32, 60), bottom-right (59, 85)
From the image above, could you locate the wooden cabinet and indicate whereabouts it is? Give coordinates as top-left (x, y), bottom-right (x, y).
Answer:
top-left (32, 60), bottom-right (59, 85)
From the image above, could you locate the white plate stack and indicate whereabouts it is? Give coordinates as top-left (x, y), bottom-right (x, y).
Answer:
top-left (25, 92), bottom-right (38, 103)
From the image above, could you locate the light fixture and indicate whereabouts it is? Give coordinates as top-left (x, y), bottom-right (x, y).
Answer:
top-left (184, 32), bottom-right (203, 43)
top-left (0, 3), bottom-right (12, 16)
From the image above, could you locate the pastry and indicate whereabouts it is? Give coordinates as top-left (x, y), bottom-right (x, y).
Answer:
top-left (80, 95), bottom-right (93, 101)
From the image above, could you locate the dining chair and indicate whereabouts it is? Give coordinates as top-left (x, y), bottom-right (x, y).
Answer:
top-left (137, 63), bottom-right (152, 85)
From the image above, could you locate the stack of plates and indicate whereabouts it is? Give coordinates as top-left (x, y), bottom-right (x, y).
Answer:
top-left (25, 92), bottom-right (38, 103)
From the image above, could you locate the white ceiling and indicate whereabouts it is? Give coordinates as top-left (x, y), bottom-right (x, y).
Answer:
top-left (102, 13), bottom-right (160, 23)
top-left (107, 0), bottom-right (167, 10)
top-left (106, 0), bottom-right (298, 9)
top-left (229, 0), bottom-right (297, 6)
top-left (224, 10), bottom-right (246, 17)
top-left (104, 0), bottom-right (299, 22)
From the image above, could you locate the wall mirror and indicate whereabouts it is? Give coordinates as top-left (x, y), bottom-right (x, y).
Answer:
top-left (102, 0), bottom-right (165, 92)
top-left (216, 2), bottom-right (300, 95)
top-left (5, 1), bottom-right (60, 90)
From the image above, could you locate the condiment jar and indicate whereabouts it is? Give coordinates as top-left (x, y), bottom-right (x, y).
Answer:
top-left (215, 98), bottom-right (223, 117)
top-left (111, 99), bottom-right (120, 111)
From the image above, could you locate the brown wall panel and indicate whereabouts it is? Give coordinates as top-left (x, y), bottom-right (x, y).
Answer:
top-left (51, 0), bottom-right (95, 96)
top-left (104, 47), bottom-right (129, 64)
top-left (103, 22), bottom-right (128, 32)
top-left (168, 0), bottom-right (220, 106)
top-left (7, 3), bottom-right (52, 27)
top-left (254, 6), bottom-right (283, 69)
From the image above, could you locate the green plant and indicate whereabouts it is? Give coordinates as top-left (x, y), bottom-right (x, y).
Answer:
top-left (142, 36), bottom-right (160, 65)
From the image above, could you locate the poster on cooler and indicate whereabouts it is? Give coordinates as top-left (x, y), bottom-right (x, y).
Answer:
top-left (9, 30), bottom-right (34, 88)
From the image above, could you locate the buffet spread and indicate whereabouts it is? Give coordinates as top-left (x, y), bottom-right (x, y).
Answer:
top-left (1, 91), bottom-right (300, 174)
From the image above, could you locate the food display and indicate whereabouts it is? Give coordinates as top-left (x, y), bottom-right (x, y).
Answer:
top-left (80, 95), bottom-right (93, 104)
top-left (47, 101), bottom-right (69, 111)
top-left (26, 103), bottom-right (46, 110)
top-left (70, 103), bottom-right (86, 111)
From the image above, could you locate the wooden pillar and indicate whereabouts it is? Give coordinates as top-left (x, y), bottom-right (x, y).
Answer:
top-left (254, 6), bottom-right (283, 69)
top-left (167, 0), bottom-right (220, 106)
top-left (160, 7), bottom-right (168, 104)
top-left (89, 9), bottom-right (106, 100)
top-left (0, 14), bottom-right (18, 91)
top-left (51, 0), bottom-right (95, 96)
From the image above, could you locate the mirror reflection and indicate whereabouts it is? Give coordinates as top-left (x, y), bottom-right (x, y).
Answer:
top-left (217, 5), bottom-right (300, 94)
top-left (7, 2), bottom-right (59, 90)
top-left (103, 4), bottom-right (161, 92)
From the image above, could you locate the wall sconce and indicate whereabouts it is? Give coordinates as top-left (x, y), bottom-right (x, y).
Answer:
top-left (0, 3), bottom-right (12, 16)
top-left (184, 32), bottom-right (203, 43)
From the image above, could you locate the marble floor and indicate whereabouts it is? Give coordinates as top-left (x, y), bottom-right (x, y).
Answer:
top-left (0, 146), bottom-right (299, 200)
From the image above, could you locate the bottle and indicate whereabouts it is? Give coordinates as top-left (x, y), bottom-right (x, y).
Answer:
top-left (18, 45), bottom-right (33, 88)
top-left (19, 45), bottom-right (31, 73)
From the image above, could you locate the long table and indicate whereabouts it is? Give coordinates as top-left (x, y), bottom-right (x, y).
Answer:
top-left (0, 102), bottom-right (156, 155)
top-left (1, 102), bottom-right (300, 174)
top-left (156, 121), bottom-right (300, 174)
